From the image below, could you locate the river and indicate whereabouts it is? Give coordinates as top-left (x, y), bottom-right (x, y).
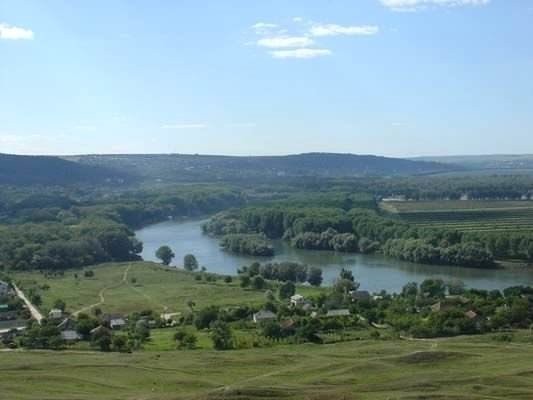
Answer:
top-left (136, 219), bottom-right (533, 293)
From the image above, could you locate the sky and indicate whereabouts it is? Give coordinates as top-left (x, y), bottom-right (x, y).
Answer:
top-left (1, 0), bottom-right (532, 157)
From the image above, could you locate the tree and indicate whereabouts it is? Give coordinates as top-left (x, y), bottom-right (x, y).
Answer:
top-left (307, 267), bottom-right (323, 287)
top-left (174, 329), bottom-right (197, 349)
top-left (251, 275), bottom-right (266, 290)
top-left (402, 282), bottom-right (418, 297)
top-left (53, 299), bottom-right (66, 312)
top-left (339, 268), bottom-right (355, 282)
top-left (210, 320), bottom-right (234, 350)
top-left (155, 246), bottom-right (175, 266)
top-left (112, 335), bottom-right (128, 352)
top-left (194, 306), bottom-right (219, 330)
top-left (91, 327), bottom-right (112, 352)
top-left (240, 275), bottom-right (251, 288)
top-left (183, 254), bottom-right (199, 271)
top-left (278, 281), bottom-right (295, 300)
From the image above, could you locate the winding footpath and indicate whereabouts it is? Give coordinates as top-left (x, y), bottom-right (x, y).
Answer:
top-left (13, 283), bottom-right (43, 324)
top-left (72, 263), bottom-right (132, 316)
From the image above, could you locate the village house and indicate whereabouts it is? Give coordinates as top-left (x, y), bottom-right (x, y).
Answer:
top-left (57, 318), bottom-right (81, 342)
top-left (431, 295), bottom-right (470, 313)
top-left (89, 325), bottom-right (108, 336)
top-left (325, 309), bottom-right (351, 318)
top-left (48, 308), bottom-right (64, 320)
top-left (61, 330), bottom-right (82, 342)
top-left (351, 290), bottom-right (371, 302)
top-left (108, 315), bottom-right (127, 330)
top-left (290, 294), bottom-right (305, 307)
top-left (253, 310), bottom-right (276, 323)
top-left (0, 280), bottom-right (10, 297)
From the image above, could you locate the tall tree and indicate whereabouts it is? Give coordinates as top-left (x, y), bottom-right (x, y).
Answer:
top-left (155, 246), bottom-right (175, 266)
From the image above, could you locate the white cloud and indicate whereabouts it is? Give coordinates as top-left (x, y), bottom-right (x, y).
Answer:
top-left (310, 24), bottom-right (379, 37)
top-left (257, 36), bottom-right (314, 49)
top-left (161, 123), bottom-right (208, 129)
top-left (380, 0), bottom-right (490, 12)
top-left (0, 23), bottom-right (34, 40)
top-left (251, 22), bottom-right (279, 35)
top-left (270, 48), bottom-right (332, 59)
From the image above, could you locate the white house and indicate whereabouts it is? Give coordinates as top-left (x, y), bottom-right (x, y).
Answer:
top-left (290, 294), bottom-right (305, 307)
top-left (325, 309), bottom-right (351, 318)
top-left (48, 309), bottom-right (63, 320)
top-left (253, 310), bottom-right (276, 323)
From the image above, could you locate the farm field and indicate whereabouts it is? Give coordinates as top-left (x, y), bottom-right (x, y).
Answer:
top-left (380, 200), bottom-right (533, 232)
top-left (11, 262), bottom-right (323, 316)
top-left (2, 332), bottom-right (533, 400)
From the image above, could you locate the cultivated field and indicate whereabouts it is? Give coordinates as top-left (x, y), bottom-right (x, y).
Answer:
top-left (2, 333), bottom-right (533, 399)
top-left (380, 200), bottom-right (533, 232)
top-left (12, 262), bottom-right (322, 315)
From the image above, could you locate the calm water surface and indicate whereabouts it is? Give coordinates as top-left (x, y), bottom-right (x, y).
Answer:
top-left (136, 219), bottom-right (533, 293)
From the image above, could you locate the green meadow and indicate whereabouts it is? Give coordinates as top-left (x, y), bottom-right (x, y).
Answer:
top-left (2, 333), bottom-right (533, 399)
top-left (11, 262), bottom-right (323, 315)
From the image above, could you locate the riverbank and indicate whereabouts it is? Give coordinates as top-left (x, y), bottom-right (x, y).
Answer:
top-left (136, 219), bottom-right (533, 292)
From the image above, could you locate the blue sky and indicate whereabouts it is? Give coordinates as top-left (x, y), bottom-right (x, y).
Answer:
top-left (1, 0), bottom-right (532, 156)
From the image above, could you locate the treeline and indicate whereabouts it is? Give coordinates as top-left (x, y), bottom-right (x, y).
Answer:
top-left (239, 262), bottom-right (323, 286)
top-left (220, 234), bottom-right (274, 256)
top-left (0, 186), bottom-right (245, 271)
top-left (204, 206), bottom-right (533, 267)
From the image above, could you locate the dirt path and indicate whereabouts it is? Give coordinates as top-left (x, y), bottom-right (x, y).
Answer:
top-left (72, 264), bottom-right (132, 316)
top-left (13, 283), bottom-right (43, 324)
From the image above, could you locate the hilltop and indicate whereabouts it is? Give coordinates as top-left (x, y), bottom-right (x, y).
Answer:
top-left (0, 153), bottom-right (131, 186)
top-left (65, 152), bottom-right (458, 183)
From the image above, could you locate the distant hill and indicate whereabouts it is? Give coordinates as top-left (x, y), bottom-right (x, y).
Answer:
top-left (0, 153), bottom-right (129, 185)
top-left (412, 154), bottom-right (533, 175)
top-left (65, 152), bottom-right (459, 182)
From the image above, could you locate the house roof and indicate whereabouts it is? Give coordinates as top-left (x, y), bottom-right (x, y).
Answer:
top-left (61, 330), bottom-right (81, 341)
top-left (464, 310), bottom-right (479, 320)
top-left (57, 318), bottom-right (76, 330)
top-left (290, 294), bottom-right (304, 301)
top-left (90, 325), bottom-right (108, 335)
top-left (326, 309), bottom-right (351, 317)
top-left (253, 310), bottom-right (276, 320)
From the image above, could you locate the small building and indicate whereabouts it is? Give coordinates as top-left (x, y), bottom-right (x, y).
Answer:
top-left (110, 317), bottom-right (126, 330)
top-left (290, 294), bottom-right (305, 307)
top-left (57, 318), bottom-right (76, 331)
top-left (325, 309), bottom-right (351, 318)
top-left (464, 310), bottom-right (479, 320)
top-left (90, 325), bottom-right (108, 336)
top-left (61, 330), bottom-right (81, 342)
top-left (48, 309), bottom-right (64, 320)
top-left (351, 290), bottom-right (371, 302)
top-left (280, 319), bottom-right (295, 330)
top-left (103, 314), bottom-right (127, 330)
top-left (0, 280), bottom-right (9, 297)
top-left (0, 304), bottom-right (9, 312)
top-left (253, 310), bottom-right (276, 323)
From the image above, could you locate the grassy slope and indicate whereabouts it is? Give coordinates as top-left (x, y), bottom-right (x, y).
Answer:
top-left (2, 334), bottom-right (533, 399)
top-left (12, 262), bottom-right (323, 315)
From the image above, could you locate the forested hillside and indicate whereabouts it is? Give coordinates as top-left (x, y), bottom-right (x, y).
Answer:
top-left (65, 152), bottom-right (458, 182)
top-left (0, 153), bottom-right (129, 185)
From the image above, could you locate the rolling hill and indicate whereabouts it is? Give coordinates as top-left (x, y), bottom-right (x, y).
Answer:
top-left (65, 152), bottom-right (459, 182)
top-left (0, 153), bottom-right (129, 185)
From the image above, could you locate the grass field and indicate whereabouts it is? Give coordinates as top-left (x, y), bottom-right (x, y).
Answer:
top-left (11, 262), bottom-right (323, 315)
top-left (2, 332), bottom-right (533, 399)
top-left (380, 200), bottom-right (533, 232)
